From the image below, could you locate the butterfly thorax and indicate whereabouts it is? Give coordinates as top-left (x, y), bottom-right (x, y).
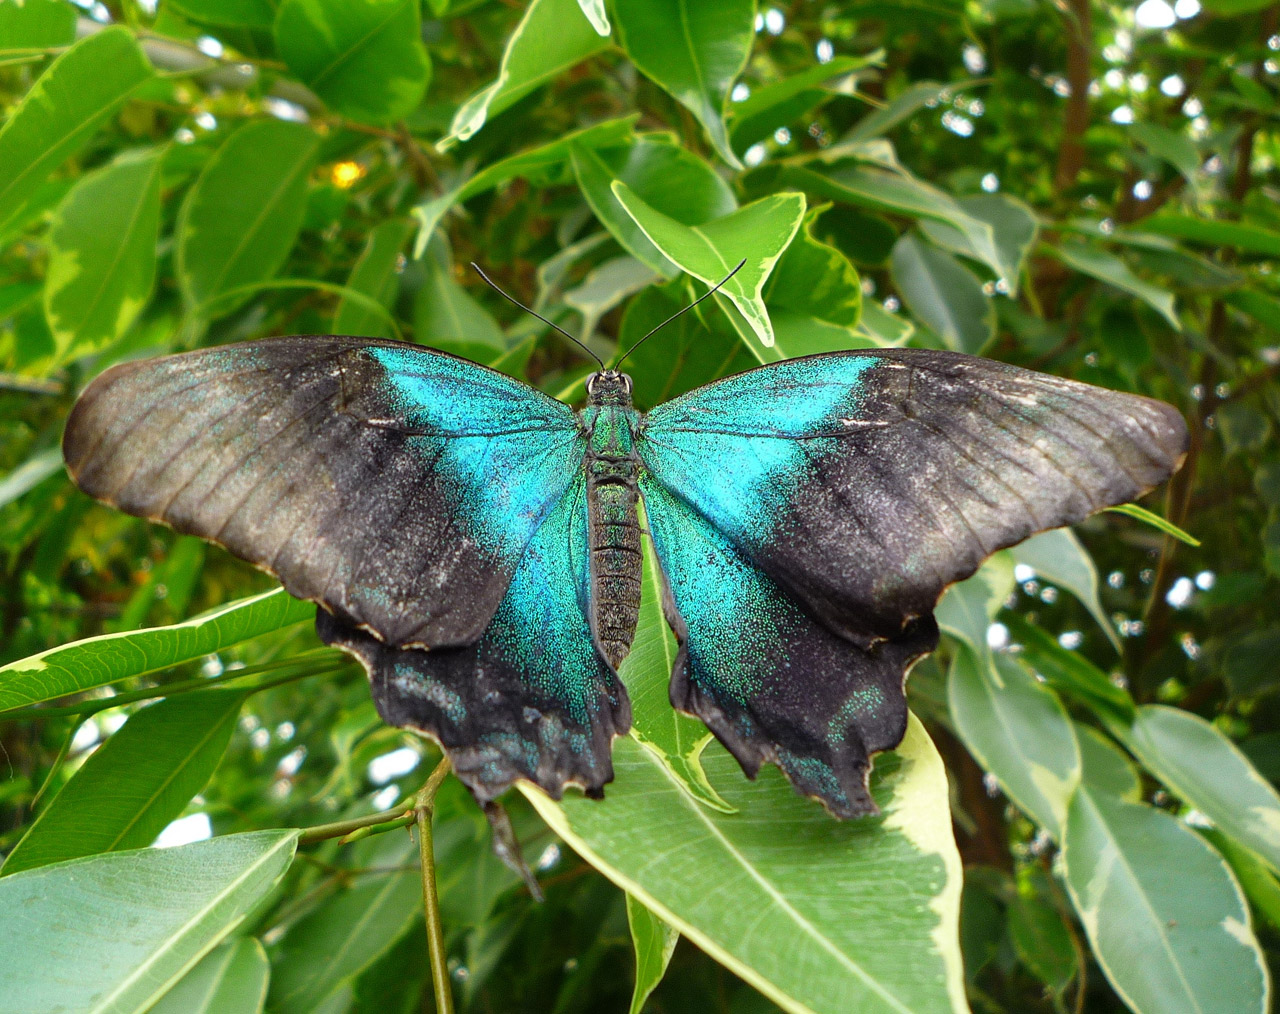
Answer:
top-left (581, 372), bottom-right (643, 670)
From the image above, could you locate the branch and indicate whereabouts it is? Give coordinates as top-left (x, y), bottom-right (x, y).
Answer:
top-left (1054, 0), bottom-right (1092, 193)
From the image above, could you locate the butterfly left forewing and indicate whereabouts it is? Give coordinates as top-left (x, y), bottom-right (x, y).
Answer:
top-left (63, 336), bottom-right (583, 649)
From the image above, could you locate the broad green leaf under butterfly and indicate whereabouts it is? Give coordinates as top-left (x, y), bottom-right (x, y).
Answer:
top-left (1063, 786), bottom-right (1269, 1014)
top-left (274, 0), bottom-right (430, 124)
top-left (0, 27), bottom-right (151, 236)
top-left (0, 587), bottom-right (312, 711)
top-left (0, 831), bottom-right (298, 1014)
top-left (612, 0), bottom-right (754, 168)
top-left (616, 521), bottom-right (732, 812)
top-left (524, 716), bottom-right (967, 1014)
top-left (1, 690), bottom-right (245, 875)
top-left (441, 0), bottom-right (610, 147)
top-left (43, 147), bottom-right (163, 362)
top-left (612, 181), bottom-right (805, 347)
top-left (177, 120), bottom-right (319, 316)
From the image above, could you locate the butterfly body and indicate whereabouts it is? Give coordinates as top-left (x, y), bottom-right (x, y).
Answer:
top-left (63, 336), bottom-right (1188, 818)
top-left (580, 372), bottom-right (644, 670)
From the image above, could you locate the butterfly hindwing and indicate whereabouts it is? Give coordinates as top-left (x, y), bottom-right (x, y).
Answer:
top-left (639, 348), bottom-right (1188, 647)
top-left (639, 476), bottom-right (936, 818)
top-left (63, 336), bottom-right (584, 648)
top-left (318, 471), bottom-right (630, 802)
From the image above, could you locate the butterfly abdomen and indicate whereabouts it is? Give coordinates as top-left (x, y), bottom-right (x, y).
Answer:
top-left (582, 391), bottom-right (643, 671)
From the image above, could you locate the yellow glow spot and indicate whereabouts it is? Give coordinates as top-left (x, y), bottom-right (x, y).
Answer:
top-left (331, 161), bottom-right (365, 189)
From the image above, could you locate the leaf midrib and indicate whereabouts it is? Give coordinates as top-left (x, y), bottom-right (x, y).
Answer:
top-left (641, 747), bottom-right (917, 1013)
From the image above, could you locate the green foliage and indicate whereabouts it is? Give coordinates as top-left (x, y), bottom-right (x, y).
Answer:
top-left (1, 1), bottom-right (1279, 1012)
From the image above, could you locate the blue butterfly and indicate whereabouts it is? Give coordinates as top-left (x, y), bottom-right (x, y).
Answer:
top-left (62, 275), bottom-right (1187, 818)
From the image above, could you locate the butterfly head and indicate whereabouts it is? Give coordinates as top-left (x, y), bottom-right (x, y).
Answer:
top-left (585, 370), bottom-right (633, 407)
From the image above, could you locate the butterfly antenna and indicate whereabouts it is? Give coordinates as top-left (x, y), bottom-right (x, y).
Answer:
top-left (615, 259), bottom-right (747, 369)
top-left (470, 262), bottom-right (605, 369)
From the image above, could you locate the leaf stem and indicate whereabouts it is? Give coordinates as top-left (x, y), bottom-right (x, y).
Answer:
top-left (0, 655), bottom-right (344, 721)
top-left (297, 805), bottom-right (417, 845)
top-left (416, 757), bottom-right (455, 1014)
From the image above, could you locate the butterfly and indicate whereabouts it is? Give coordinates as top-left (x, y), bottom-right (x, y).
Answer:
top-left (61, 281), bottom-right (1188, 820)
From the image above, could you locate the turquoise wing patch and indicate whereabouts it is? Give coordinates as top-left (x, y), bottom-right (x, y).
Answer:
top-left (318, 472), bottom-right (630, 803)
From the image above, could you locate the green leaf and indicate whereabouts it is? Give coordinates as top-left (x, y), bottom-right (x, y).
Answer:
top-left (613, 0), bottom-right (754, 168)
top-left (414, 116), bottom-right (638, 254)
top-left (0, 446), bottom-right (63, 509)
top-left (936, 554), bottom-right (1014, 659)
top-left (0, 587), bottom-right (312, 711)
top-left (1120, 705), bottom-right (1280, 876)
top-left (1009, 527), bottom-right (1122, 652)
top-left (947, 648), bottom-right (1080, 838)
top-left (618, 519), bottom-right (733, 812)
top-left (0, 0), bottom-right (76, 48)
top-left (524, 715), bottom-right (967, 1014)
top-left (177, 119), bottom-right (319, 317)
top-left (1106, 502), bottom-right (1201, 546)
top-left (149, 938), bottom-right (270, 1014)
top-left (1007, 889), bottom-right (1077, 996)
top-left (1142, 213), bottom-right (1280, 257)
top-left (1063, 786), bottom-right (1268, 1014)
top-left (1128, 122), bottom-right (1201, 183)
top-left (268, 841), bottom-right (422, 1014)
top-left (786, 163), bottom-right (1004, 279)
top-left (442, 0), bottom-right (611, 146)
top-left (856, 300), bottom-right (914, 346)
top-left (918, 193), bottom-right (1039, 294)
top-left (0, 27), bottom-right (152, 235)
top-left (334, 218), bottom-right (414, 338)
top-left (1051, 240), bottom-right (1180, 330)
top-left (0, 830), bottom-right (298, 1014)
top-left (841, 81), bottom-right (948, 145)
top-left (167, 0), bottom-right (277, 29)
top-left (414, 257), bottom-right (507, 357)
top-left (765, 206), bottom-right (862, 330)
top-left (1075, 723), bottom-right (1142, 801)
top-left (1202, 828), bottom-right (1280, 934)
top-left (890, 233), bottom-right (994, 354)
top-left (612, 181), bottom-right (805, 348)
top-left (576, 0), bottom-right (611, 34)
top-left (564, 256), bottom-right (660, 339)
top-left (43, 147), bottom-right (163, 362)
top-left (626, 894), bottom-right (679, 1014)
top-left (727, 56), bottom-right (870, 154)
top-left (1225, 287), bottom-right (1280, 331)
top-left (3, 690), bottom-right (244, 875)
top-left (275, 0), bottom-right (430, 124)
top-left (1003, 615), bottom-right (1135, 722)
top-left (571, 138), bottom-right (737, 278)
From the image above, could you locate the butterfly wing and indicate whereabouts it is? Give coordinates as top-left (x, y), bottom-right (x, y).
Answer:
top-left (318, 471), bottom-right (629, 802)
top-left (638, 348), bottom-right (1187, 815)
top-left (63, 336), bottom-right (585, 648)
